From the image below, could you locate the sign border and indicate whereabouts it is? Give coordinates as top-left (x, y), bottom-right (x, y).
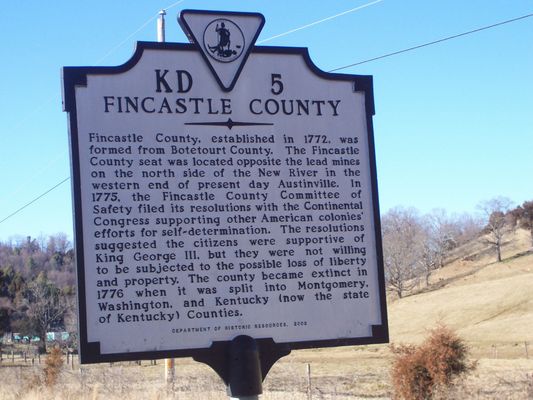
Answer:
top-left (62, 41), bottom-right (388, 364)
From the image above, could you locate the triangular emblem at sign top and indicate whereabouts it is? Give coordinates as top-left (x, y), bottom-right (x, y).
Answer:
top-left (179, 10), bottom-right (265, 92)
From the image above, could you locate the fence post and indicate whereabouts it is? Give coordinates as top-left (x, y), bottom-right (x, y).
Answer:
top-left (525, 341), bottom-right (529, 359)
top-left (80, 367), bottom-right (86, 392)
top-left (307, 363), bottom-right (312, 400)
top-left (165, 358), bottom-right (175, 391)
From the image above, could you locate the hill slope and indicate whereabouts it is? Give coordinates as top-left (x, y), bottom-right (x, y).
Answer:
top-left (388, 228), bottom-right (533, 357)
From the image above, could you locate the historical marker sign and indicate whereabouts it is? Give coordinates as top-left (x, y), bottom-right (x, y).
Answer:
top-left (63, 10), bottom-right (388, 364)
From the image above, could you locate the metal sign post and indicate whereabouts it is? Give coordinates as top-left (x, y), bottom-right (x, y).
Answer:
top-left (62, 9), bottom-right (388, 397)
top-left (228, 336), bottom-right (262, 398)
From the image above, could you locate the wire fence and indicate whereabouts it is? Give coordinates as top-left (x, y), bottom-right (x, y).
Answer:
top-left (0, 340), bottom-right (530, 367)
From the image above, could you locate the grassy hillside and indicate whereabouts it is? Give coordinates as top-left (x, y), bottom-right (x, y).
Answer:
top-left (268, 227), bottom-right (533, 398)
top-left (388, 228), bottom-right (533, 357)
top-left (281, 227), bottom-right (533, 398)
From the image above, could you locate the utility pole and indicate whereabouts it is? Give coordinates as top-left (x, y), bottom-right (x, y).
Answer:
top-left (157, 9), bottom-right (166, 42)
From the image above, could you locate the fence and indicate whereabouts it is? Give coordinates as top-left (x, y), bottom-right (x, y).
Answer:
top-left (1, 341), bottom-right (530, 367)
top-left (0, 349), bottom-right (161, 370)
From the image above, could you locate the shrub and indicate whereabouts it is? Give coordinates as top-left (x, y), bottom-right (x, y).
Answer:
top-left (44, 346), bottom-right (64, 387)
top-left (391, 325), bottom-right (475, 399)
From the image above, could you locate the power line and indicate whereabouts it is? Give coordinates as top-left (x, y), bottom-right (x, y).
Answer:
top-left (0, 177), bottom-right (71, 226)
top-left (95, 16), bottom-right (159, 65)
top-left (5, 10), bottom-right (531, 226)
top-left (257, 0), bottom-right (384, 44)
top-left (95, 0), bottom-right (187, 65)
top-left (5, 151), bottom-right (67, 200)
top-left (1, 3), bottom-right (189, 226)
top-left (329, 12), bottom-right (533, 72)
top-left (164, 0), bottom-right (187, 10)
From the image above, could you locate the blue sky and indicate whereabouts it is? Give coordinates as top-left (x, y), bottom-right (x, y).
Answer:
top-left (0, 0), bottom-right (532, 241)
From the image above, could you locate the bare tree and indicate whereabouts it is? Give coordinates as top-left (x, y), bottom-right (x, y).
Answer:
top-left (0, 297), bottom-right (13, 337)
top-left (21, 273), bottom-right (70, 353)
top-left (477, 197), bottom-right (513, 262)
top-left (425, 209), bottom-right (460, 268)
top-left (46, 233), bottom-right (70, 255)
top-left (452, 212), bottom-right (483, 246)
top-left (382, 207), bottom-right (424, 298)
top-left (419, 236), bottom-right (439, 287)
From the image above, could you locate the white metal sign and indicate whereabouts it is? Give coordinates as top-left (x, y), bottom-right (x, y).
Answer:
top-left (63, 10), bottom-right (388, 363)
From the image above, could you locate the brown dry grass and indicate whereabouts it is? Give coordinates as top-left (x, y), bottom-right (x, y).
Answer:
top-left (0, 347), bottom-right (532, 399)
top-left (388, 229), bottom-right (533, 356)
top-left (1, 229), bottom-right (532, 399)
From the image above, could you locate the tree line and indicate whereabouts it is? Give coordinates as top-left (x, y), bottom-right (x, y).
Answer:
top-left (382, 198), bottom-right (533, 298)
top-left (0, 234), bottom-right (75, 353)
